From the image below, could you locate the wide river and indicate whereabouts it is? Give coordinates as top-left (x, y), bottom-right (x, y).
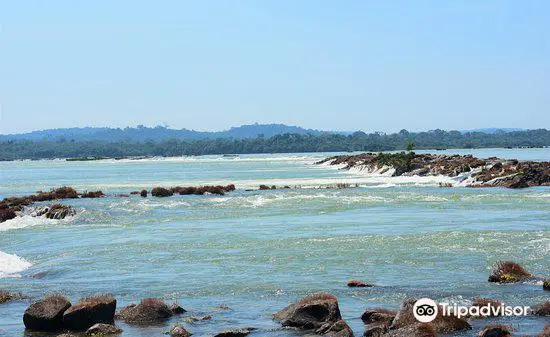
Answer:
top-left (1, 148), bottom-right (549, 336)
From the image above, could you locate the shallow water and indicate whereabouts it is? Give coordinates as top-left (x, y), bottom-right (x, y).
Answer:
top-left (0, 149), bottom-right (549, 336)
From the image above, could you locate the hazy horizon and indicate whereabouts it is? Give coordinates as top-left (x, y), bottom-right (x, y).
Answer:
top-left (1, 1), bottom-right (549, 134)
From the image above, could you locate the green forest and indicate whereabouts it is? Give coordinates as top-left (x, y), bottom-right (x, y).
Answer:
top-left (1, 129), bottom-right (549, 160)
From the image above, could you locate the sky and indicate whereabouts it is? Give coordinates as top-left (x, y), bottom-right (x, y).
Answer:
top-left (1, 1), bottom-right (549, 134)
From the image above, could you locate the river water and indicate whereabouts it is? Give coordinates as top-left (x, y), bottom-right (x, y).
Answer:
top-left (0, 149), bottom-right (549, 336)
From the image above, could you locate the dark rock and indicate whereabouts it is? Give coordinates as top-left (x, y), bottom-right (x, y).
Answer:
top-left (347, 280), bottom-right (372, 288)
top-left (259, 185), bottom-right (270, 190)
top-left (169, 303), bottom-right (186, 315)
top-left (151, 187), bottom-right (173, 197)
top-left (214, 327), bottom-right (256, 337)
top-left (23, 295), bottom-right (72, 331)
top-left (86, 323), bottom-right (122, 335)
top-left (183, 315), bottom-right (212, 323)
top-left (0, 207), bottom-right (16, 222)
top-left (140, 189), bottom-right (148, 197)
top-left (216, 304), bottom-right (231, 310)
top-left (360, 308), bottom-right (396, 326)
top-left (118, 194), bottom-right (130, 198)
top-left (118, 298), bottom-right (174, 324)
top-left (488, 261), bottom-right (532, 283)
top-left (538, 324), bottom-right (550, 337)
top-left (130, 191), bottom-right (140, 195)
top-left (0, 290), bottom-right (22, 303)
top-left (45, 204), bottom-right (76, 219)
top-left (363, 326), bottom-right (385, 337)
top-left (80, 191), bottom-right (104, 198)
top-left (543, 280), bottom-right (550, 291)
top-left (476, 324), bottom-right (513, 337)
top-left (532, 301), bottom-right (550, 316)
top-left (274, 293), bottom-right (353, 337)
top-left (62, 295), bottom-right (116, 331)
top-left (170, 323), bottom-right (192, 337)
top-left (390, 299), bottom-right (470, 333)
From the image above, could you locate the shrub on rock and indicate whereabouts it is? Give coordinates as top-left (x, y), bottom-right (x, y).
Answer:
top-left (23, 295), bottom-right (71, 331)
top-left (488, 261), bottom-right (532, 283)
top-left (274, 293), bottom-right (353, 337)
top-left (62, 295), bottom-right (116, 331)
top-left (118, 298), bottom-right (174, 324)
top-left (151, 187), bottom-right (173, 197)
top-left (476, 324), bottom-right (513, 337)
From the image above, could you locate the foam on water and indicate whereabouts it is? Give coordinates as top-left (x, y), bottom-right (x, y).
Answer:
top-left (0, 251), bottom-right (32, 278)
top-left (0, 215), bottom-right (59, 232)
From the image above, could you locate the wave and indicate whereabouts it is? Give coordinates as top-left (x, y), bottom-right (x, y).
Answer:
top-left (0, 213), bottom-right (75, 232)
top-left (0, 251), bottom-right (32, 278)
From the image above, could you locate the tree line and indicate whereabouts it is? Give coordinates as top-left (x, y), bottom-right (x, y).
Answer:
top-left (1, 129), bottom-right (549, 160)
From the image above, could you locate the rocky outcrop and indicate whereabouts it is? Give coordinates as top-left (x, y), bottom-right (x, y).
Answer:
top-left (0, 207), bottom-right (16, 222)
top-left (171, 184), bottom-right (236, 195)
top-left (80, 191), bottom-right (104, 198)
top-left (117, 298), bottom-right (181, 325)
top-left (476, 324), bottom-right (513, 337)
top-left (85, 323), bottom-right (122, 335)
top-left (44, 204), bottom-right (76, 219)
top-left (62, 295), bottom-right (116, 331)
top-left (488, 261), bottom-right (532, 283)
top-left (151, 187), bottom-right (173, 197)
top-left (347, 280), bottom-right (372, 288)
top-left (23, 295), bottom-right (72, 331)
top-left (214, 327), bottom-right (256, 337)
top-left (317, 153), bottom-right (550, 188)
top-left (274, 293), bottom-right (353, 337)
top-left (140, 189), bottom-right (148, 197)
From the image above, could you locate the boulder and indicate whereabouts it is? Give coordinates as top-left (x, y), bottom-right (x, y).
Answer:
top-left (80, 191), bottom-right (104, 198)
top-left (23, 295), bottom-right (72, 331)
top-left (363, 326), bottom-right (385, 337)
top-left (140, 189), bottom-right (148, 197)
top-left (390, 299), bottom-right (470, 333)
top-left (118, 298), bottom-right (174, 324)
top-left (151, 187), bottom-right (173, 197)
top-left (476, 324), bottom-right (513, 337)
top-left (544, 280), bottom-right (550, 291)
top-left (86, 323), bottom-right (122, 335)
top-left (347, 280), bottom-right (372, 288)
top-left (360, 308), bottom-right (396, 327)
top-left (259, 185), bottom-right (270, 190)
top-left (532, 301), bottom-right (550, 316)
top-left (274, 293), bottom-right (353, 337)
top-left (170, 323), bottom-right (192, 337)
top-left (488, 261), bottom-right (532, 283)
top-left (45, 204), bottom-right (76, 219)
top-left (214, 327), bottom-right (256, 337)
top-left (0, 207), bottom-right (16, 222)
top-left (62, 295), bottom-right (116, 331)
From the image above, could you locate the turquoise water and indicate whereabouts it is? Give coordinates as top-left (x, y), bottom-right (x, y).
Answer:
top-left (0, 149), bottom-right (549, 336)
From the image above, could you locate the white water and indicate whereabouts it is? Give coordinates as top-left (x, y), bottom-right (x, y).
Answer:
top-left (0, 251), bottom-right (32, 278)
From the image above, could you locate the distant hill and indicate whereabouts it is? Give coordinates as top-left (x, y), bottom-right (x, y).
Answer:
top-left (0, 123), bottom-right (335, 142)
top-left (460, 128), bottom-right (524, 134)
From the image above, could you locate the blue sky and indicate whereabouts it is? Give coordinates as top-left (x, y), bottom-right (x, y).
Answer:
top-left (1, 1), bottom-right (548, 133)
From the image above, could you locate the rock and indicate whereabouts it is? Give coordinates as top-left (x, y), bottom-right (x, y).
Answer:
top-left (532, 301), bottom-right (550, 316)
top-left (151, 187), bottom-right (173, 197)
top-left (216, 304), bottom-right (231, 310)
top-left (130, 191), bottom-right (140, 195)
top-left (214, 327), bottom-right (256, 337)
top-left (360, 308), bottom-right (396, 327)
top-left (347, 280), bottom-right (372, 288)
top-left (274, 293), bottom-right (353, 337)
top-left (259, 185), bottom-right (270, 190)
top-left (0, 207), bottom-right (16, 222)
top-left (488, 261), bottom-right (532, 283)
top-left (538, 324), bottom-right (550, 337)
top-left (363, 326), bottom-right (385, 337)
top-left (140, 189), bottom-right (148, 197)
top-left (544, 280), bottom-right (550, 291)
top-left (390, 299), bottom-right (470, 333)
top-left (0, 290), bottom-right (22, 303)
top-left (170, 323), bottom-right (192, 337)
top-left (62, 295), bottom-right (116, 331)
top-left (183, 315), bottom-right (212, 323)
top-left (45, 204), bottom-right (76, 219)
top-left (470, 298), bottom-right (504, 317)
top-left (172, 184), bottom-right (236, 196)
top-left (81, 191), bottom-right (104, 198)
top-left (169, 303), bottom-right (186, 315)
top-left (86, 323), bottom-right (122, 335)
top-left (118, 298), bottom-right (174, 324)
top-left (23, 295), bottom-right (72, 331)
top-left (384, 323), bottom-right (436, 337)
top-left (476, 324), bottom-right (513, 337)
top-left (118, 194), bottom-right (130, 197)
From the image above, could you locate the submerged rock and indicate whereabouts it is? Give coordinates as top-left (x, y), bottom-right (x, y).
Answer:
top-left (0, 290), bottom-right (22, 303)
top-left (488, 261), bottom-right (532, 283)
top-left (118, 298), bottom-right (175, 324)
top-left (214, 327), bottom-right (256, 337)
top-left (476, 324), bottom-right (513, 337)
top-left (62, 295), bottom-right (116, 331)
top-left (23, 295), bottom-right (72, 331)
top-left (170, 323), bottom-right (192, 337)
top-left (274, 292), bottom-right (353, 337)
top-left (86, 323), bottom-right (122, 335)
top-left (347, 280), bottom-right (372, 288)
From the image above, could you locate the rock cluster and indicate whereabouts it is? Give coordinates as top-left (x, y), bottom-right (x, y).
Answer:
top-left (317, 153), bottom-right (550, 188)
top-left (117, 298), bottom-right (183, 324)
top-left (151, 184), bottom-right (236, 197)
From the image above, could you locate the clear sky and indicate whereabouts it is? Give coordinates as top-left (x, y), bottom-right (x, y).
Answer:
top-left (1, 1), bottom-right (548, 134)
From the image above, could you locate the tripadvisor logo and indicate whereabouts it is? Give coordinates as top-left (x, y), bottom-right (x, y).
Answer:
top-left (413, 298), bottom-right (530, 322)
